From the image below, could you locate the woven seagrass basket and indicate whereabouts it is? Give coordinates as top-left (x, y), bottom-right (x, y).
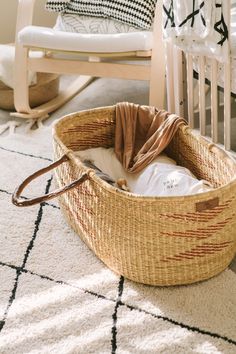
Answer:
top-left (13, 106), bottom-right (236, 286)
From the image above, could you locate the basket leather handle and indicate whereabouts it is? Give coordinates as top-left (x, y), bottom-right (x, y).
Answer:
top-left (12, 154), bottom-right (89, 207)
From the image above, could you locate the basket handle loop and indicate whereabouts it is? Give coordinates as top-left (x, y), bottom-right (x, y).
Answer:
top-left (12, 154), bottom-right (89, 207)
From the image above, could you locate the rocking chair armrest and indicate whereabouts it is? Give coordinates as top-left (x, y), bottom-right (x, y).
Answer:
top-left (15, 0), bottom-right (37, 41)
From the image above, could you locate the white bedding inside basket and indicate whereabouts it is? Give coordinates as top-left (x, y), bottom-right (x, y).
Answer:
top-left (76, 147), bottom-right (213, 197)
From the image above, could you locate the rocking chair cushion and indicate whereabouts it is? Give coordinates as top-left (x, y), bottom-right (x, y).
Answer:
top-left (46, 0), bottom-right (157, 30)
top-left (18, 26), bottom-right (153, 53)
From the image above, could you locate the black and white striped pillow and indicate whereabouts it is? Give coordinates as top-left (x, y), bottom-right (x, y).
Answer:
top-left (45, 0), bottom-right (157, 30)
top-left (46, 0), bottom-right (69, 12)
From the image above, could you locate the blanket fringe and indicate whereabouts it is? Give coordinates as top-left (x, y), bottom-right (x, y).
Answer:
top-left (0, 121), bottom-right (21, 135)
top-left (0, 118), bottom-right (45, 136)
top-left (24, 118), bottom-right (45, 132)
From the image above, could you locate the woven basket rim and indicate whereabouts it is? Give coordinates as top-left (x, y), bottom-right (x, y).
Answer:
top-left (52, 106), bottom-right (236, 202)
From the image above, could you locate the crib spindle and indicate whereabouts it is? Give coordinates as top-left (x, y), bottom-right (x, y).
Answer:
top-left (210, 59), bottom-right (218, 143)
top-left (223, 0), bottom-right (231, 151)
top-left (199, 56), bottom-right (206, 136)
top-left (186, 54), bottom-right (194, 128)
top-left (173, 46), bottom-right (184, 117)
top-left (224, 60), bottom-right (231, 151)
top-left (166, 42), bottom-right (175, 114)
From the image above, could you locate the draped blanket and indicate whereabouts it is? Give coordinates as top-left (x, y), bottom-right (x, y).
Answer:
top-left (162, 0), bottom-right (230, 62)
top-left (115, 102), bottom-right (186, 173)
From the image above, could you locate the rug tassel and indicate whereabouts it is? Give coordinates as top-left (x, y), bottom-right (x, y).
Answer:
top-left (0, 121), bottom-right (21, 136)
top-left (0, 116), bottom-right (47, 136)
top-left (24, 117), bottom-right (45, 132)
top-left (37, 118), bottom-right (45, 129)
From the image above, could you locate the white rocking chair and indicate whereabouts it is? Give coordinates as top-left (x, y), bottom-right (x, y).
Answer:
top-left (12, 0), bottom-right (166, 120)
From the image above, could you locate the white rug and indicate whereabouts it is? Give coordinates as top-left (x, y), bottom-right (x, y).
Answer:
top-left (0, 123), bottom-right (236, 354)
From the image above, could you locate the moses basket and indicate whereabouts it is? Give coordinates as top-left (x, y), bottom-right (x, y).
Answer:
top-left (13, 106), bottom-right (236, 286)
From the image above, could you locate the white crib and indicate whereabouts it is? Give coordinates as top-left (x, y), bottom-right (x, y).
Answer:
top-left (165, 2), bottom-right (236, 157)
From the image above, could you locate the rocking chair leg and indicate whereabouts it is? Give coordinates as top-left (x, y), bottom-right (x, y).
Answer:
top-left (12, 39), bottom-right (94, 120)
top-left (13, 44), bottom-right (32, 114)
top-left (149, 73), bottom-right (166, 109)
top-left (11, 74), bottom-right (94, 120)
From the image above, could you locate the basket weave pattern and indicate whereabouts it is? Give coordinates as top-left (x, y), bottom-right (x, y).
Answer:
top-left (53, 106), bottom-right (236, 286)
